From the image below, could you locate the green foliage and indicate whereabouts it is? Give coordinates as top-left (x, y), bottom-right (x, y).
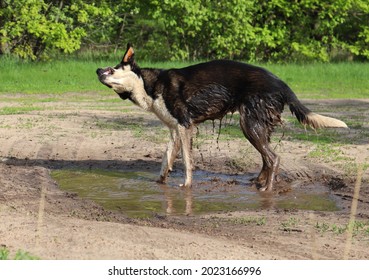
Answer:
top-left (149, 0), bottom-right (257, 60)
top-left (0, 0), bottom-right (368, 61)
top-left (0, 0), bottom-right (111, 60)
top-left (135, 0), bottom-right (369, 62)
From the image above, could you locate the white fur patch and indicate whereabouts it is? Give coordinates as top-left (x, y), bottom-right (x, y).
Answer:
top-left (152, 96), bottom-right (178, 128)
top-left (306, 113), bottom-right (348, 129)
top-left (103, 66), bottom-right (179, 128)
top-left (103, 68), bottom-right (152, 111)
top-left (105, 68), bottom-right (138, 93)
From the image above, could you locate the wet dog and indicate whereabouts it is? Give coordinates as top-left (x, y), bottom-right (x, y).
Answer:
top-left (96, 44), bottom-right (347, 191)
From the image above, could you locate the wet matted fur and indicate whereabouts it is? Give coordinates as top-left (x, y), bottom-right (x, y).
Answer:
top-left (96, 44), bottom-right (347, 191)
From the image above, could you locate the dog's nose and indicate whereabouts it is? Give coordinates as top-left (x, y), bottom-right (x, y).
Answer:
top-left (96, 68), bottom-right (103, 75)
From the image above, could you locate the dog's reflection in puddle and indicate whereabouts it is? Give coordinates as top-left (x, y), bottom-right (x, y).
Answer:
top-left (159, 184), bottom-right (194, 216)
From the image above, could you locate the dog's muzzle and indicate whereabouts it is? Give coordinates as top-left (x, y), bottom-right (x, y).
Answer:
top-left (96, 67), bottom-right (113, 88)
top-left (96, 67), bottom-right (114, 76)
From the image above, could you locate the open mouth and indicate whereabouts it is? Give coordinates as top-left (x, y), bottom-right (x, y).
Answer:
top-left (96, 67), bottom-right (114, 88)
top-left (96, 67), bottom-right (114, 77)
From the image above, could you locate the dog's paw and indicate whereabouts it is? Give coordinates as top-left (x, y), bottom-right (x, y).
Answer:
top-left (259, 184), bottom-right (273, 192)
top-left (179, 183), bottom-right (191, 188)
top-left (156, 176), bottom-right (167, 184)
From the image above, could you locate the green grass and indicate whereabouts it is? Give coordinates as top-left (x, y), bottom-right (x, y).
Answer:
top-left (315, 220), bottom-right (369, 236)
top-left (308, 143), bottom-right (349, 162)
top-left (0, 106), bottom-right (43, 115)
top-left (0, 56), bottom-right (111, 94)
top-left (228, 216), bottom-right (267, 226)
top-left (264, 63), bottom-right (369, 99)
top-left (279, 217), bottom-right (302, 232)
top-left (0, 56), bottom-right (368, 98)
top-left (0, 248), bottom-right (39, 260)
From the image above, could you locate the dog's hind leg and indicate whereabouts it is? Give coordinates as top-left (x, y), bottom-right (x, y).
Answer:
top-left (167, 129), bottom-right (181, 172)
top-left (177, 124), bottom-right (193, 188)
top-left (239, 106), bottom-right (280, 191)
top-left (158, 128), bottom-right (181, 184)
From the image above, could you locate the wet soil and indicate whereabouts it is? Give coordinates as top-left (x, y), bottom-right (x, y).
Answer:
top-left (0, 93), bottom-right (368, 259)
top-left (51, 169), bottom-right (340, 217)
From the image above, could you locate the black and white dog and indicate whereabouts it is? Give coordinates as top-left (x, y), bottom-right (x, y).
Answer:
top-left (96, 44), bottom-right (347, 191)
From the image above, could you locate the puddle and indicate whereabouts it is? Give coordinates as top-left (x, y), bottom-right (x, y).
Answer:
top-left (51, 169), bottom-right (339, 218)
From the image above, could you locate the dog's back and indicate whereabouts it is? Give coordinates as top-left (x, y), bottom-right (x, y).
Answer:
top-left (156, 60), bottom-right (293, 127)
top-left (165, 60), bottom-right (288, 95)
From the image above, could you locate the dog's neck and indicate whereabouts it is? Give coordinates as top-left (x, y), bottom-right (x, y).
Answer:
top-left (118, 68), bottom-right (161, 111)
top-left (138, 68), bottom-right (179, 128)
top-left (129, 85), bottom-right (153, 111)
top-left (140, 68), bottom-right (163, 98)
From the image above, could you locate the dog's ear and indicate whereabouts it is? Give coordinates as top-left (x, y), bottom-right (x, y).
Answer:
top-left (122, 43), bottom-right (135, 64)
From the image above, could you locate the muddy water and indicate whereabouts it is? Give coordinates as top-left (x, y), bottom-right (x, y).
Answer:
top-left (52, 169), bottom-right (339, 218)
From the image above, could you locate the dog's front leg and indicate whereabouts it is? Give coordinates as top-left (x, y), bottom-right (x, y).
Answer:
top-left (177, 124), bottom-right (193, 188)
top-left (158, 128), bottom-right (180, 183)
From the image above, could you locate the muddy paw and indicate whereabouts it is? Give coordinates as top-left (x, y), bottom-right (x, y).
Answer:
top-left (179, 183), bottom-right (192, 188)
top-left (156, 176), bottom-right (167, 184)
top-left (259, 183), bottom-right (274, 192)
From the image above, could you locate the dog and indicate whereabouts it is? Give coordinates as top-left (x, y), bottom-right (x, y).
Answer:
top-left (96, 43), bottom-right (347, 191)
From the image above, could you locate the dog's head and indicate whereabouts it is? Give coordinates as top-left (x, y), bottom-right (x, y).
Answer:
top-left (96, 44), bottom-right (142, 100)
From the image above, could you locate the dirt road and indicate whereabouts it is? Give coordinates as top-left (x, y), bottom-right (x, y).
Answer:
top-left (0, 93), bottom-right (368, 259)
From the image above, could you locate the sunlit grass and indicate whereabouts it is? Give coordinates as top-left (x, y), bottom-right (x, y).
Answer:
top-left (264, 63), bottom-right (369, 99)
top-left (0, 56), bottom-right (368, 98)
top-left (0, 56), bottom-right (107, 94)
top-left (0, 247), bottom-right (39, 260)
top-left (0, 106), bottom-right (43, 115)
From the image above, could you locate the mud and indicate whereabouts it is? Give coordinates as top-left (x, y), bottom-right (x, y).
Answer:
top-left (51, 169), bottom-right (339, 217)
top-left (0, 93), bottom-right (368, 259)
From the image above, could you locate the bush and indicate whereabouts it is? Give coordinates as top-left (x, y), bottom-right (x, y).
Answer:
top-left (1, 0), bottom-right (368, 62)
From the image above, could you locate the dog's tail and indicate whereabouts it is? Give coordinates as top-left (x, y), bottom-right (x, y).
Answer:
top-left (286, 90), bottom-right (348, 129)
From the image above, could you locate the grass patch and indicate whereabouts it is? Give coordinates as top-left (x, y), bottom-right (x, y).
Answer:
top-left (283, 131), bottom-right (344, 145)
top-left (308, 143), bottom-right (352, 163)
top-left (279, 217), bottom-right (305, 232)
top-left (264, 62), bottom-right (369, 99)
top-left (315, 220), bottom-right (369, 236)
top-left (0, 56), bottom-right (110, 94)
top-left (0, 56), bottom-right (368, 98)
top-left (228, 216), bottom-right (267, 226)
top-left (0, 248), bottom-right (39, 260)
top-left (0, 106), bottom-right (43, 115)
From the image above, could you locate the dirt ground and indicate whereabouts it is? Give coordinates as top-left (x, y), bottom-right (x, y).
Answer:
top-left (0, 92), bottom-right (368, 260)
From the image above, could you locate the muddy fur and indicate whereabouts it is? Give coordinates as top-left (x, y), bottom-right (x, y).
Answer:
top-left (96, 44), bottom-right (347, 191)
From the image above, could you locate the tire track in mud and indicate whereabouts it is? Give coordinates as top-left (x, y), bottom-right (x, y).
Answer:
top-left (48, 135), bottom-right (86, 163)
top-left (0, 135), bottom-right (21, 158)
top-left (0, 135), bottom-right (44, 161)
top-left (34, 167), bottom-right (51, 248)
top-left (36, 142), bottom-right (54, 160)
